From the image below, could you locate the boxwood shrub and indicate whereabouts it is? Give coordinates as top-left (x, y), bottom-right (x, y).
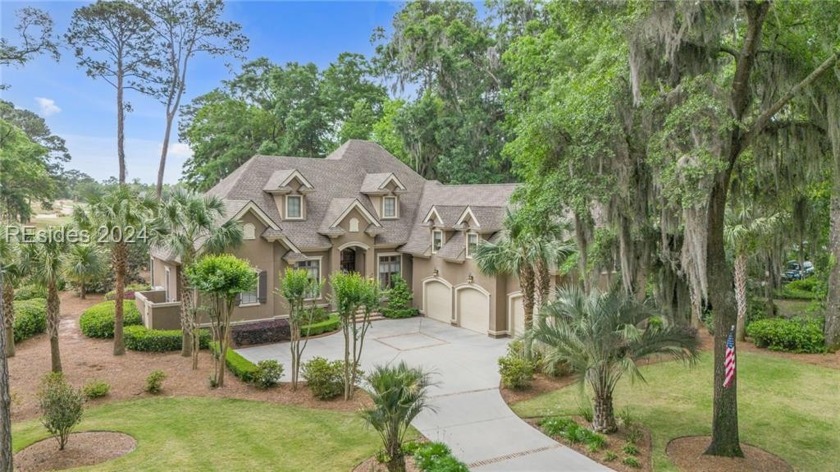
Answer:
top-left (301, 314), bottom-right (340, 337)
top-left (13, 298), bottom-right (47, 342)
top-left (79, 301), bottom-right (142, 338)
top-left (210, 342), bottom-right (259, 383)
top-left (746, 317), bottom-right (826, 353)
top-left (124, 326), bottom-right (211, 352)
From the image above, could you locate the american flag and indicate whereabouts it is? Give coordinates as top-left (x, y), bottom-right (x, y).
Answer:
top-left (723, 325), bottom-right (736, 388)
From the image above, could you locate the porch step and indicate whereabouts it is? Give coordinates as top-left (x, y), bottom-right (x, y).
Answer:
top-left (352, 312), bottom-right (385, 323)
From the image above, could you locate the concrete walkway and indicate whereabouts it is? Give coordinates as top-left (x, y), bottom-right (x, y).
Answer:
top-left (237, 317), bottom-right (610, 471)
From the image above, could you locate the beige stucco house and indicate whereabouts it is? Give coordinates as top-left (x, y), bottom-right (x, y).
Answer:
top-left (141, 140), bottom-right (532, 337)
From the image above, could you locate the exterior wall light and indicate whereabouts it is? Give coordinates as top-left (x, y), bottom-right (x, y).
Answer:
top-left (467, 274), bottom-right (474, 284)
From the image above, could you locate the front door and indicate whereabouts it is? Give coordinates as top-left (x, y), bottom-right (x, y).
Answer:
top-left (340, 248), bottom-right (356, 273)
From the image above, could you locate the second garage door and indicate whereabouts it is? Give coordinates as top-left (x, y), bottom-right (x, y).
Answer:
top-left (423, 280), bottom-right (452, 324)
top-left (456, 286), bottom-right (490, 334)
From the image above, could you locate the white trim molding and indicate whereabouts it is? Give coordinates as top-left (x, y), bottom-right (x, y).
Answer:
top-left (332, 199), bottom-right (382, 228)
top-left (456, 206), bottom-right (481, 228)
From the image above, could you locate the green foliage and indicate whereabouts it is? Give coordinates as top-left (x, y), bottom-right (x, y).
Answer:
top-left (210, 341), bottom-right (260, 383)
top-left (577, 403), bottom-right (594, 423)
top-left (0, 119), bottom-right (55, 222)
top-left (411, 442), bottom-right (469, 472)
top-left (15, 284), bottom-right (47, 300)
top-left (622, 442), bottom-right (640, 456)
top-left (300, 314), bottom-right (340, 336)
top-left (538, 416), bottom-right (606, 450)
top-left (124, 326), bottom-right (211, 352)
top-left (186, 254), bottom-right (257, 298)
top-left (382, 275), bottom-right (418, 319)
top-left (301, 357), bottom-right (345, 400)
top-left (13, 298), bottom-right (47, 342)
top-left (254, 360), bottom-right (284, 389)
top-left (145, 370), bottom-right (167, 394)
top-left (604, 451), bottom-right (618, 462)
top-left (778, 284), bottom-right (820, 300)
top-left (104, 283), bottom-right (150, 301)
top-left (79, 300), bottom-right (142, 338)
top-left (787, 277), bottom-right (819, 293)
top-left (747, 317), bottom-right (826, 353)
top-left (622, 456), bottom-right (641, 468)
top-left (498, 349), bottom-right (535, 390)
top-left (82, 380), bottom-right (110, 399)
top-left (37, 373), bottom-right (84, 450)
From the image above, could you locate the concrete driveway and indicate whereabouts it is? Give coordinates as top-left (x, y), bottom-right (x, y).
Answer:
top-left (237, 317), bottom-right (609, 471)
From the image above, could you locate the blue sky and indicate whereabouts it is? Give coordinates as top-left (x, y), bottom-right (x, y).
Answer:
top-left (1, 1), bottom-right (410, 184)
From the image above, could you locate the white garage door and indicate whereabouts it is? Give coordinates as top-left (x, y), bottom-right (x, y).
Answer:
top-left (423, 280), bottom-right (452, 324)
top-left (456, 287), bottom-right (490, 334)
top-left (510, 293), bottom-right (525, 337)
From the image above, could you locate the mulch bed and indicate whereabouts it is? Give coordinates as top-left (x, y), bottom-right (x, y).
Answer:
top-left (499, 373), bottom-right (576, 405)
top-left (14, 431), bottom-right (136, 472)
top-left (666, 436), bottom-right (792, 472)
top-left (9, 292), bottom-right (370, 422)
top-left (353, 456), bottom-right (421, 472)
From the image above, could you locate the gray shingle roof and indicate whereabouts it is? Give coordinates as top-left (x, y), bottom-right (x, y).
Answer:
top-left (437, 231), bottom-right (466, 263)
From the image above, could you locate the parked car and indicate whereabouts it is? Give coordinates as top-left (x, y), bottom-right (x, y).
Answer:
top-left (782, 260), bottom-right (815, 282)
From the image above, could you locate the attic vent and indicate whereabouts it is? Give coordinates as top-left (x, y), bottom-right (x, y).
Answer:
top-left (349, 218), bottom-right (359, 233)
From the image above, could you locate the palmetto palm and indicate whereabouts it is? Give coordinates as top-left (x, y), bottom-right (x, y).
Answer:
top-left (724, 205), bottom-right (785, 341)
top-left (526, 287), bottom-right (700, 433)
top-left (63, 243), bottom-right (106, 300)
top-left (361, 362), bottom-right (434, 472)
top-left (475, 211), bottom-right (572, 330)
top-left (0, 225), bottom-right (25, 357)
top-left (78, 185), bottom-right (156, 356)
top-left (149, 188), bottom-right (242, 365)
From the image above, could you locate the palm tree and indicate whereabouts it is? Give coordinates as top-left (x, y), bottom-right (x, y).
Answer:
top-left (20, 229), bottom-right (70, 373)
top-left (78, 186), bottom-right (156, 355)
top-left (63, 243), bottom-right (106, 300)
top-left (361, 362), bottom-right (434, 472)
top-left (526, 287), bottom-right (700, 433)
top-left (724, 205), bottom-right (785, 341)
top-left (149, 188), bottom-right (242, 366)
top-left (475, 211), bottom-right (572, 329)
top-left (0, 225), bottom-right (25, 357)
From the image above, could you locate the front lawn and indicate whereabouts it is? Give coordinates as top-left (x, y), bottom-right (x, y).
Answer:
top-left (13, 397), bottom-right (378, 471)
top-left (510, 352), bottom-right (840, 472)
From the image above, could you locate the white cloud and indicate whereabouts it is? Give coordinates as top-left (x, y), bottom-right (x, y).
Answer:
top-left (166, 142), bottom-right (193, 160)
top-left (35, 97), bottom-right (61, 116)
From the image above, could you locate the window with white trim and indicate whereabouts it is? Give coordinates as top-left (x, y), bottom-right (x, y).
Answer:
top-left (432, 230), bottom-right (443, 253)
top-left (286, 195), bottom-right (303, 219)
top-left (239, 270), bottom-right (260, 305)
top-left (382, 196), bottom-right (398, 218)
top-left (295, 259), bottom-right (321, 299)
top-left (466, 232), bottom-right (479, 258)
top-left (378, 255), bottom-right (401, 288)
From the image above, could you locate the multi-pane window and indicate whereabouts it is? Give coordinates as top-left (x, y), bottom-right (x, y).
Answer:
top-left (295, 259), bottom-right (321, 299)
top-left (239, 270), bottom-right (260, 305)
top-left (286, 195), bottom-right (302, 219)
top-left (466, 232), bottom-right (479, 258)
top-left (383, 196), bottom-right (397, 218)
top-left (379, 255), bottom-right (401, 288)
top-left (432, 230), bottom-right (443, 253)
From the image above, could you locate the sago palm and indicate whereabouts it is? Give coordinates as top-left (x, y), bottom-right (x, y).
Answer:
top-left (149, 188), bottom-right (242, 365)
top-left (361, 362), bottom-right (434, 472)
top-left (63, 243), bottom-right (106, 300)
top-left (526, 287), bottom-right (699, 433)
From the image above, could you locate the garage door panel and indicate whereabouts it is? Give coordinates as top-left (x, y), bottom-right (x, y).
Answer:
top-left (456, 287), bottom-right (489, 334)
top-left (424, 281), bottom-right (452, 323)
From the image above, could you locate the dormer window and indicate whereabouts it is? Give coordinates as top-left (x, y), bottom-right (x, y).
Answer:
top-left (432, 230), bottom-right (443, 253)
top-left (286, 195), bottom-right (303, 220)
top-left (382, 196), bottom-right (398, 219)
top-left (466, 232), bottom-right (479, 258)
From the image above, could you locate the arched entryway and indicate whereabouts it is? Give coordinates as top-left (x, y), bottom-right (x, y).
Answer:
top-left (340, 246), bottom-right (366, 273)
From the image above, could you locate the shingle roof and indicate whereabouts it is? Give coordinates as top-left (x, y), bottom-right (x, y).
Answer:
top-left (437, 231), bottom-right (466, 262)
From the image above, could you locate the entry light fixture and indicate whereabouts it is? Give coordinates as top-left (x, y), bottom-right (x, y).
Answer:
top-left (467, 273), bottom-right (474, 284)
top-left (433, 268), bottom-right (439, 277)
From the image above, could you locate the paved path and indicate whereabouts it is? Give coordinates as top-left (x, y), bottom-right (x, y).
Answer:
top-left (238, 318), bottom-right (610, 471)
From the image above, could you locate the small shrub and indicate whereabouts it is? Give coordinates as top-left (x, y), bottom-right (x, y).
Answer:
top-left (308, 306), bottom-right (330, 324)
top-left (382, 275), bottom-right (418, 319)
top-left (412, 442), bottom-right (469, 472)
top-left (586, 432), bottom-right (607, 452)
top-left (626, 425), bottom-right (643, 445)
top-left (498, 353), bottom-right (534, 390)
top-left (786, 277), bottom-right (819, 293)
top-left (82, 380), bottom-right (110, 399)
top-left (15, 284), bottom-right (47, 301)
top-left (539, 416), bottom-right (577, 437)
top-left (578, 403), bottom-right (594, 423)
top-left (124, 326), bottom-right (211, 352)
top-left (79, 301), bottom-right (142, 338)
top-left (145, 370), bottom-right (167, 394)
top-left (604, 451), bottom-right (618, 462)
top-left (622, 456), bottom-right (642, 468)
top-left (622, 442), bottom-right (640, 456)
top-left (13, 299), bottom-right (47, 342)
top-left (38, 373), bottom-right (84, 450)
top-left (210, 342), bottom-right (259, 383)
top-left (301, 357), bottom-right (345, 400)
top-left (231, 318), bottom-right (291, 347)
top-left (254, 360), bottom-right (284, 389)
top-left (300, 314), bottom-right (341, 336)
top-left (746, 317), bottom-right (826, 353)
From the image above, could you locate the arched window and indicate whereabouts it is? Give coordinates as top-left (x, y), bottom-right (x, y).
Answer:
top-left (243, 223), bottom-right (256, 240)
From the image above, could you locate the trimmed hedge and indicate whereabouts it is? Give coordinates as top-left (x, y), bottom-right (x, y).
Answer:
top-left (79, 301), bottom-right (142, 338)
top-left (124, 326), bottom-right (211, 352)
top-left (13, 298), bottom-right (47, 342)
top-left (210, 342), bottom-right (259, 383)
top-left (300, 314), bottom-right (340, 337)
top-left (231, 318), bottom-right (291, 347)
top-left (15, 285), bottom-right (47, 301)
top-left (747, 317), bottom-right (826, 353)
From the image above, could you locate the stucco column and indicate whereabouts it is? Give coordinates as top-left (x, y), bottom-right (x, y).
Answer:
top-left (365, 249), bottom-right (375, 279)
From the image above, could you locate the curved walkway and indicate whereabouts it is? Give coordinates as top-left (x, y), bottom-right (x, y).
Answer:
top-left (237, 317), bottom-right (609, 471)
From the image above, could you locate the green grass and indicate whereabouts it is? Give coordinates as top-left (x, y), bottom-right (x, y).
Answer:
top-left (511, 352), bottom-right (840, 472)
top-left (13, 397), bottom-right (379, 471)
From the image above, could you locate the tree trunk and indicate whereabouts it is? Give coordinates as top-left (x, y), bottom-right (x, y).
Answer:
top-left (534, 258), bottom-right (550, 313)
top-left (79, 281), bottom-right (86, 300)
top-left (519, 265), bottom-right (535, 329)
top-left (117, 70), bottom-right (126, 184)
top-left (155, 111), bottom-right (175, 200)
top-left (113, 241), bottom-right (127, 356)
top-left (734, 253), bottom-right (748, 342)
top-left (592, 390), bottom-right (617, 433)
top-left (47, 281), bottom-right (62, 373)
top-left (178, 268), bottom-right (192, 358)
top-left (386, 452), bottom-right (406, 472)
top-left (0, 272), bottom-right (14, 472)
top-left (825, 94), bottom-right (840, 351)
top-left (573, 211), bottom-right (590, 291)
top-left (2, 284), bottom-right (14, 358)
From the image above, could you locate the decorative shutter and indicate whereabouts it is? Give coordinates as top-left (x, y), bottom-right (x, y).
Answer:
top-left (258, 270), bottom-right (267, 304)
